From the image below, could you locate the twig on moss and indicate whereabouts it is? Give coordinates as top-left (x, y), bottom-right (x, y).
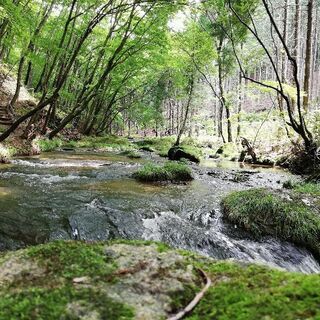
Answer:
top-left (167, 268), bottom-right (212, 320)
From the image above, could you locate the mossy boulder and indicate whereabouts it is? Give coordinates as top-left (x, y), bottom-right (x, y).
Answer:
top-left (168, 146), bottom-right (200, 163)
top-left (215, 143), bottom-right (238, 160)
top-left (0, 241), bottom-right (199, 320)
top-left (1, 240), bottom-right (320, 319)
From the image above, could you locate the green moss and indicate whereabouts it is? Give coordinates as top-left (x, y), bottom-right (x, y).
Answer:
top-left (283, 180), bottom-right (295, 189)
top-left (177, 145), bottom-right (202, 162)
top-left (107, 239), bottom-right (171, 252)
top-left (222, 189), bottom-right (320, 258)
top-left (136, 137), bottom-right (174, 156)
top-left (170, 283), bottom-right (198, 314)
top-left (132, 161), bottom-right (193, 182)
top-left (293, 182), bottom-right (320, 196)
top-left (283, 181), bottom-right (320, 196)
top-left (216, 143), bottom-right (239, 160)
top-left (27, 241), bottom-right (115, 279)
top-left (0, 241), bottom-right (135, 319)
top-left (0, 287), bottom-right (134, 320)
top-left (64, 135), bottom-right (134, 151)
top-left (1, 241), bottom-right (320, 319)
top-left (185, 261), bottom-right (320, 320)
top-left (135, 137), bottom-right (203, 160)
top-left (36, 138), bottom-right (63, 152)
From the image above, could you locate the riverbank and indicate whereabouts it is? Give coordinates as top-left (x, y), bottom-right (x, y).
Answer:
top-left (0, 240), bottom-right (319, 320)
top-left (222, 185), bottom-right (320, 260)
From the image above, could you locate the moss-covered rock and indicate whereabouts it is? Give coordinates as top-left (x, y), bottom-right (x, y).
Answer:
top-left (215, 143), bottom-right (239, 160)
top-left (168, 146), bottom-right (200, 163)
top-left (135, 137), bottom-right (174, 156)
top-left (1, 240), bottom-right (320, 319)
top-left (0, 241), bottom-right (199, 320)
top-left (222, 188), bottom-right (320, 259)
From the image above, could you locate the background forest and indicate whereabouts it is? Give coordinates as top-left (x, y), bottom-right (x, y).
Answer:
top-left (0, 0), bottom-right (319, 170)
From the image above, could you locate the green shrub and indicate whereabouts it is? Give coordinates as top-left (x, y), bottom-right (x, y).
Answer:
top-left (222, 188), bottom-right (320, 258)
top-left (132, 161), bottom-right (193, 182)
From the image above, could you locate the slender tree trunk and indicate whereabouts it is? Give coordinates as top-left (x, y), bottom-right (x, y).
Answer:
top-left (303, 0), bottom-right (314, 111)
top-left (237, 70), bottom-right (242, 139)
top-left (293, 0), bottom-right (300, 66)
top-left (8, 56), bottom-right (25, 114)
top-left (175, 74), bottom-right (195, 146)
top-left (218, 59), bottom-right (230, 143)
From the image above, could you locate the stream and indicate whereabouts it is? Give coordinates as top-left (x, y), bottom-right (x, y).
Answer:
top-left (0, 150), bottom-right (319, 274)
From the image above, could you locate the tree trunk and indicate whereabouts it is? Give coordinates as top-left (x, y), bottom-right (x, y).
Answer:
top-left (303, 0), bottom-right (314, 111)
top-left (237, 70), bottom-right (242, 139)
top-left (174, 74), bottom-right (195, 146)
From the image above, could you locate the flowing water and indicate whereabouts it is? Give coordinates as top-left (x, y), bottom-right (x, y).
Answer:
top-left (0, 150), bottom-right (319, 274)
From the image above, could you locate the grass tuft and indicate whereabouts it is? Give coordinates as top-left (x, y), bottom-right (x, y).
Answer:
top-left (132, 161), bottom-right (193, 182)
top-left (222, 188), bottom-right (320, 258)
top-left (36, 138), bottom-right (63, 152)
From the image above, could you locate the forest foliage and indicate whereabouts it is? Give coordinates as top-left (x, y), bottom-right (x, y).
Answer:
top-left (0, 0), bottom-right (319, 164)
